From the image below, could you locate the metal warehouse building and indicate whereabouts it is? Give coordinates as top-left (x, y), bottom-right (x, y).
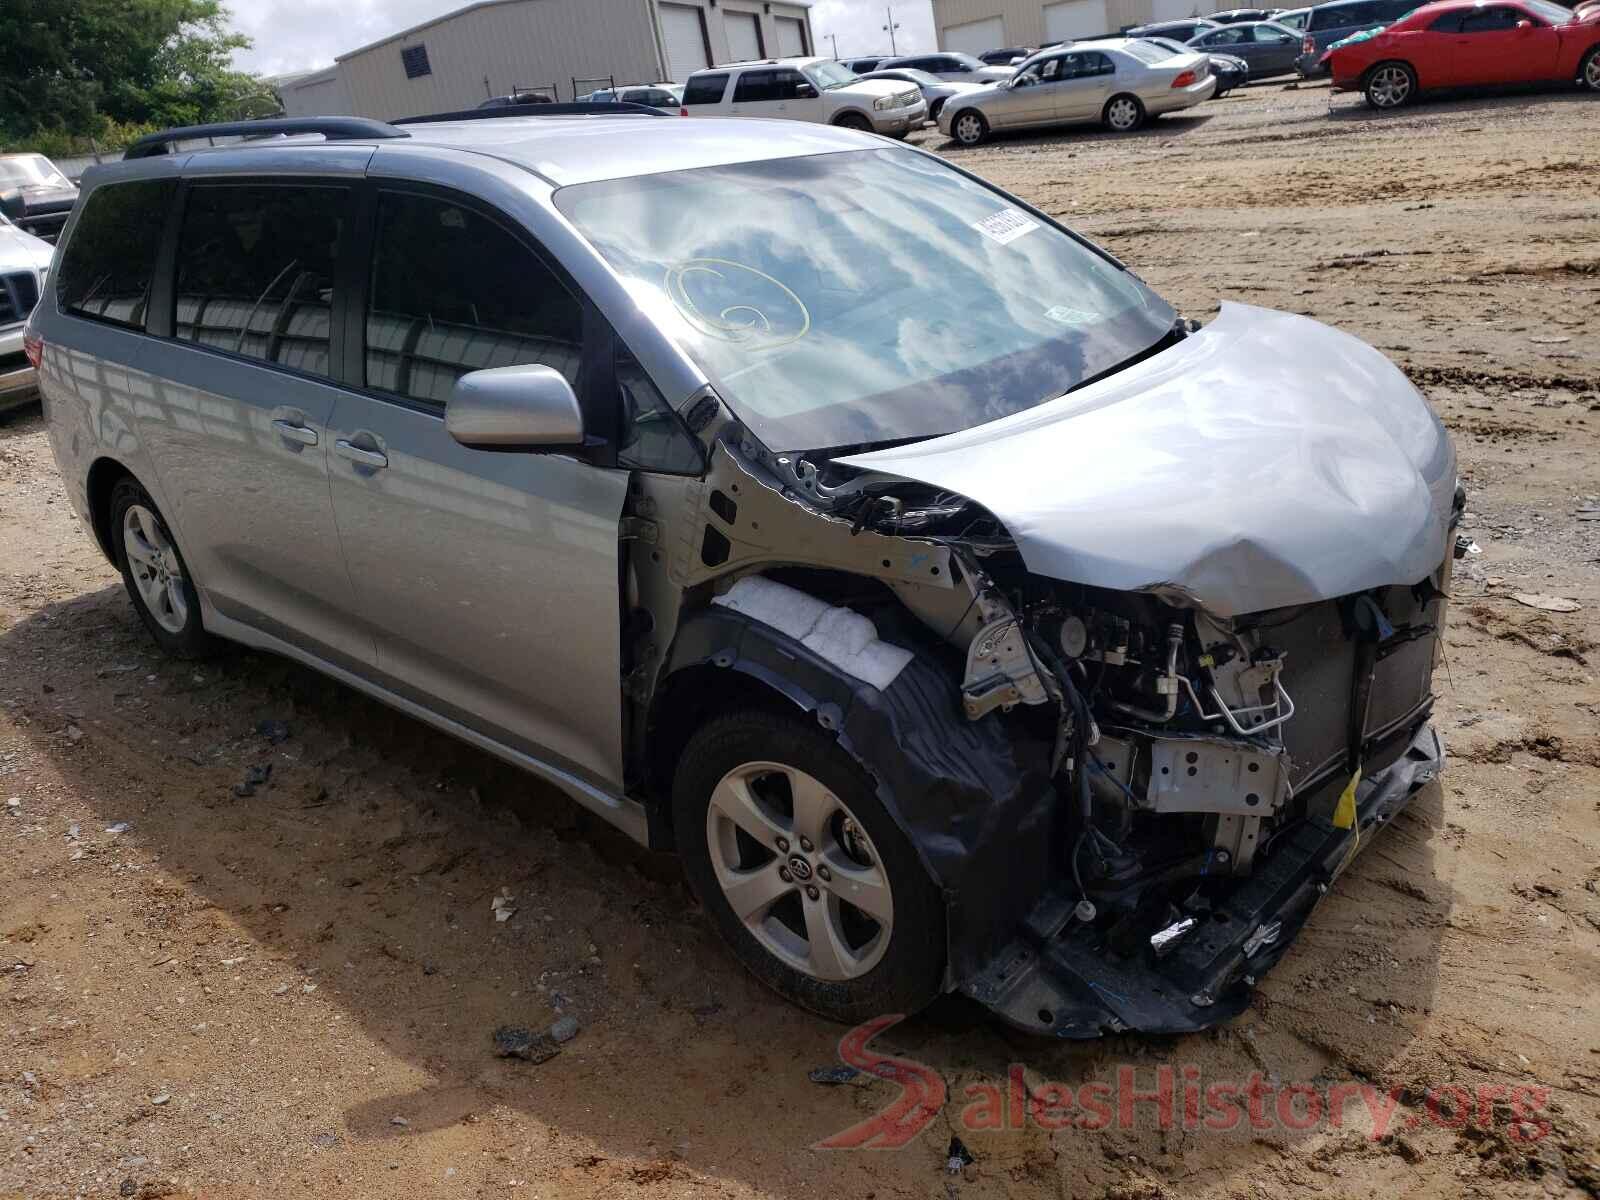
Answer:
top-left (933, 0), bottom-right (1242, 52)
top-left (277, 0), bottom-right (815, 119)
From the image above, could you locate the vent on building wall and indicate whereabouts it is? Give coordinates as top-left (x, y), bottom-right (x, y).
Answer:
top-left (400, 44), bottom-right (432, 79)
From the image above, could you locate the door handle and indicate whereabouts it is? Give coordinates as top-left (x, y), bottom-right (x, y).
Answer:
top-left (271, 418), bottom-right (318, 446)
top-left (335, 438), bottom-right (388, 469)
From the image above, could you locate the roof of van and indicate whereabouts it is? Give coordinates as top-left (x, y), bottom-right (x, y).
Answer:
top-left (136, 115), bottom-right (878, 189)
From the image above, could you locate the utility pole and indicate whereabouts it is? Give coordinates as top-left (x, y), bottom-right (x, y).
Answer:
top-left (882, 6), bottom-right (901, 54)
top-left (823, 32), bottom-right (839, 58)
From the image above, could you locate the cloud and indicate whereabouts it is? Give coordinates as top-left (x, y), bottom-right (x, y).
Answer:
top-left (230, 0), bottom-right (938, 77)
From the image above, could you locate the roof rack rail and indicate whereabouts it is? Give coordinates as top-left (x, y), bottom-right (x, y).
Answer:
top-left (391, 101), bottom-right (670, 125)
top-left (124, 117), bottom-right (410, 160)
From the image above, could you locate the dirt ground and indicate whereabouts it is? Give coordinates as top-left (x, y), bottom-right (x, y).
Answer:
top-left (3, 79), bottom-right (1599, 1200)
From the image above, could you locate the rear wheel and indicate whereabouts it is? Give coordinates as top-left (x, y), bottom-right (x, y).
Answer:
top-left (832, 112), bottom-right (873, 132)
top-left (1580, 45), bottom-right (1600, 91)
top-left (673, 711), bottom-right (945, 1024)
top-left (1364, 61), bottom-right (1416, 109)
top-left (950, 108), bottom-right (989, 146)
top-left (109, 478), bottom-right (215, 658)
top-left (1103, 93), bottom-right (1146, 132)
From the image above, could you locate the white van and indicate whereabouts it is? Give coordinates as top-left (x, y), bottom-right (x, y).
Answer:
top-left (680, 57), bottom-right (927, 136)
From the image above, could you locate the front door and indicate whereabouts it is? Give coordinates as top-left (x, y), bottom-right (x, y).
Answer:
top-left (728, 68), bottom-right (822, 120)
top-left (137, 177), bottom-right (374, 667)
top-left (1246, 24), bottom-right (1303, 74)
top-left (325, 186), bottom-right (629, 789)
top-left (1449, 5), bottom-right (1531, 83)
top-left (997, 55), bottom-right (1071, 124)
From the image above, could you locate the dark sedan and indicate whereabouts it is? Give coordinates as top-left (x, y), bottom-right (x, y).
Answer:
top-left (1187, 20), bottom-right (1304, 76)
top-left (1127, 17), bottom-right (1224, 41)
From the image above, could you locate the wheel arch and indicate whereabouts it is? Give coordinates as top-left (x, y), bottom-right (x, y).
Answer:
top-left (649, 599), bottom-right (1060, 990)
top-left (1362, 57), bottom-right (1420, 91)
top-left (86, 456), bottom-right (136, 564)
top-left (829, 107), bottom-right (875, 127)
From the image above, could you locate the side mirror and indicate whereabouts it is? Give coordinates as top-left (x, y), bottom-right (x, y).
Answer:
top-left (0, 189), bottom-right (24, 223)
top-left (795, 82), bottom-right (817, 97)
top-left (446, 364), bottom-right (585, 450)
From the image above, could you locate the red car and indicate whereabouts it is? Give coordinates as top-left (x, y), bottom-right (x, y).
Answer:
top-left (1328, 0), bottom-right (1600, 108)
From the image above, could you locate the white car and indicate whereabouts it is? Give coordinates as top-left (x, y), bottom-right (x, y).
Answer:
top-left (680, 57), bottom-right (927, 136)
top-left (0, 202), bottom-right (52, 411)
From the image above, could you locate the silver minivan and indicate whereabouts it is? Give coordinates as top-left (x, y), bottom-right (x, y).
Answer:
top-left (33, 112), bottom-right (1458, 1037)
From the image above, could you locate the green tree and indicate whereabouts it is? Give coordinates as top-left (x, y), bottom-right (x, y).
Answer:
top-left (0, 0), bottom-right (273, 148)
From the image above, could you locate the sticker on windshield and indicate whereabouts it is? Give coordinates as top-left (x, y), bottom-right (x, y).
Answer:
top-left (1044, 304), bottom-right (1095, 326)
top-left (971, 209), bottom-right (1038, 246)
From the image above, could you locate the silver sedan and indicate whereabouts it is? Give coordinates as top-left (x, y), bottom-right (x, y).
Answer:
top-left (939, 39), bottom-right (1216, 144)
top-left (855, 67), bottom-right (988, 123)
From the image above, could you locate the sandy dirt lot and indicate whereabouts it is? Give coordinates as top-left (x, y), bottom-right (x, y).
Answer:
top-left (3, 80), bottom-right (1598, 1199)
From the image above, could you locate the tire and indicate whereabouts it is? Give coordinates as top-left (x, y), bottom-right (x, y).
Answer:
top-left (832, 112), bottom-right (873, 132)
top-left (1102, 93), bottom-right (1146, 132)
top-left (673, 710), bottom-right (945, 1024)
top-left (109, 477), bottom-right (216, 658)
top-left (1364, 61), bottom-right (1416, 109)
top-left (1580, 45), bottom-right (1600, 92)
top-left (929, 97), bottom-right (946, 122)
top-left (950, 108), bottom-right (989, 146)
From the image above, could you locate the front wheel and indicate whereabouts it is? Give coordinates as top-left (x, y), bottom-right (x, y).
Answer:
top-left (950, 108), bottom-right (989, 146)
top-left (1580, 45), bottom-right (1600, 91)
top-left (673, 711), bottom-right (945, 1024)
top-left (1364, 61), bottom-right (1416, 109)
top-left (1103, 93), bottom-right (1146, 132)
top-left (832, 112), bottom-right (873, 132)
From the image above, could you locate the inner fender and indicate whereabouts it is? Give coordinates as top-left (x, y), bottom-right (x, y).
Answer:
top-left (661, 604), bottom-right (1060, 990)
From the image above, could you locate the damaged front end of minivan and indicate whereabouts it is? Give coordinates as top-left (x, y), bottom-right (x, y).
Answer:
top-left (629, 303), bottom-right (1459, 1038)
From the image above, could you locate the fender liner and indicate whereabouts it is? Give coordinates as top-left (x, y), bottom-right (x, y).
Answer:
top-left (660, 604), bottom-right (1060, 989)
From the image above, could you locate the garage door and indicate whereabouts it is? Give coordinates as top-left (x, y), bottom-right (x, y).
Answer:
top-left (1151, 0), bottom-right (1199, 18)
top-left (775, 16), bottom-right (806, 56)
top-left (942, 15), bottom-right (1004, 55)
top-left (661, 3), bottom-right (710, 81)
top-left (1043, 0), bottom-right (1110, 41)
top-left (726, 11), bottom-right (762, 61)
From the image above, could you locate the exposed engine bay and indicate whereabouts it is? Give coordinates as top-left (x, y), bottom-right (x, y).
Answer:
top-left (637, 409), bottom-right (1457, 1036)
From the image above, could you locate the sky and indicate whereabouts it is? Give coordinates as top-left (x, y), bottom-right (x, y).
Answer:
top-left (230, 0), bottom-right (939, 78)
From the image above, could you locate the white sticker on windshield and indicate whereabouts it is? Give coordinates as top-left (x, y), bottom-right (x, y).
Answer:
top-left (971, 209), bottom-right (1038, 246)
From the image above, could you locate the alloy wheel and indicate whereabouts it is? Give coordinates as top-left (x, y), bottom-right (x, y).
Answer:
top-left (954, 113), bottom-right (984, 144)
top-left (122, 504), bottom-right (189, 634)
top-left (1107, 97), bottom-right (1141, 131)
top-left (1586, 51), bottom-right (1600, 90)
top-left (704, 761), bottom-right (894, 981)
top-left (1369, 65), bottom-right (1411, 107)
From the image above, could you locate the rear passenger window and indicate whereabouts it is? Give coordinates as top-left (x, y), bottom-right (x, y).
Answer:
top-left (365, 192), bottom-right (582, 407)
top-left (173, 184), bottom-right (346, 377)
top-left (682, 73), bottom-right (729, 104)
top-left (733, 70), bottom-right (779, 102)
top-left (55, 179), bottom-right (175, 330)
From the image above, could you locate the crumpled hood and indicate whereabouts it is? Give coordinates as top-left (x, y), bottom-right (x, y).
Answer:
top-left (838, 302), bottom-right (1456, 618)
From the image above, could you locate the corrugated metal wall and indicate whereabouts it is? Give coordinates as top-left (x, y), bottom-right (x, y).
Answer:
top-left (932, 0), bottom-right (1239, 48)
top-left (339, 0), bottom-right (663, 119)
top-left (277, 0), bottom-right (816, 120)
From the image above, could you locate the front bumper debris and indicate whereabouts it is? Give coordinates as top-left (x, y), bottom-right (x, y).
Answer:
top-left (964, 722), bottom-right (1443, 1037)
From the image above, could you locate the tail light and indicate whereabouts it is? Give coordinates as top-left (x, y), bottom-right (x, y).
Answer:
top-left (22, 328), bottom-right (42, 370)
top-left (1171, 70), bottom-right (1197, 87)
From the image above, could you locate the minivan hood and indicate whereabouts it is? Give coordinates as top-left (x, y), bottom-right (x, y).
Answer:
top-left (838, 303), bottom-right (1456, 618)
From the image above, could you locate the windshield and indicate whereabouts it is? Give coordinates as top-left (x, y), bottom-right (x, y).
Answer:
top-left (0, 155), bottom-right (69, 189)
top-left (1521, 0), bottom-right (1575, 20)
top-left (806, 61), bottom-right (859, 89)
top-left (556, 148), bottom-right (1174, 453)
top-left (948, 53), bottom-right (989, 69)
top-left (1144, 37), bottom-right (1191, 53)
top-left (1121, 39), bottom-right (1179, 63)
